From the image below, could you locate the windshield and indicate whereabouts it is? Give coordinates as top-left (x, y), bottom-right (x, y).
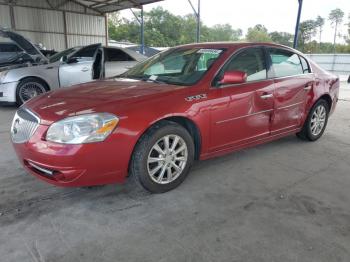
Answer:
top-left (121, 47), bottom-right (225, 85)
top-left (49, 47), bottom-right (79, 63)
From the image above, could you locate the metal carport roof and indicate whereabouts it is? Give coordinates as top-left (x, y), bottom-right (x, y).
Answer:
top-left (62, 0), bottom-right (163, 13)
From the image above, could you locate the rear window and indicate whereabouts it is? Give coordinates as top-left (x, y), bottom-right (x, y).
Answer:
top-left (105, 48), bottom-right (135, 62)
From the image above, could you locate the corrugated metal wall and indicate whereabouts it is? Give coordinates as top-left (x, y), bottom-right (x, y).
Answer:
top-left (0, 0), bottom-right (106, 51)
top-left (307, 54), bottom-right (350, 80)
top-left (66, 13), bottom-right (106, 47)
top-left (0, 5), bottom-right (11, 28)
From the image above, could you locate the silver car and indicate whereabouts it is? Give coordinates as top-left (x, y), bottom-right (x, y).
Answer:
top-left (0, 29), bottom-right (146, 105)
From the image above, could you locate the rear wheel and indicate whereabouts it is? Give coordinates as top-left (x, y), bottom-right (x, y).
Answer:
top-left (130, 121), bottom-right (194, 193)
top-left (297, 99), bottom-right (329, 141)
top-left (16, 77), bottom-right (48, 106)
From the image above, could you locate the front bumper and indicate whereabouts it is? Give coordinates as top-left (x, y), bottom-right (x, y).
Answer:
top-left (0, 81), bottom-right (18, 103)
top-left (12, 124), bottom-right (130, 187)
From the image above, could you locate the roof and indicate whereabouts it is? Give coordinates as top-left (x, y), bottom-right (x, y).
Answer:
top-left (72, 0), bottom-right (163, 13)
top-left (177, 42), bottom-right (296, 51)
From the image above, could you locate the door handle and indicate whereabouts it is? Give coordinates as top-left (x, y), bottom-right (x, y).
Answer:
top-left (260, 93), bottom-right (273, 99)
top-left (81, 67), bottom-right (89, 72)
top-left (304, 85), bottom-right (312, 91)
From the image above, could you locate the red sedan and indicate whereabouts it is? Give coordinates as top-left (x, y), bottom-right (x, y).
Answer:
top-left (11, 43), bottom-right (339, 193)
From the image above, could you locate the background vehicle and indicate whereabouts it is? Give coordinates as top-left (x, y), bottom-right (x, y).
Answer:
top-left (11, 43), bottom-right (339, 193)
top-left (0, 42), bottom-right (23, 63)
top-left (0, 30), bottom-right (146, 105)
top-left (0, 29), bottom-right (48, 68)
top-left (108, 40), bottom-right (161, 57)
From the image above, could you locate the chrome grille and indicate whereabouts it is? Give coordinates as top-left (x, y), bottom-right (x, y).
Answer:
top-left (11, 108), bottom-right (40, 143)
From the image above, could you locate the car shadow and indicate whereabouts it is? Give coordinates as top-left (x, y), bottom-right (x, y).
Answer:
top-left (0, 134), bottom-right (307, 226)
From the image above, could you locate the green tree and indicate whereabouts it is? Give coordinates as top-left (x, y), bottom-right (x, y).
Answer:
top-left (108, 18), bottom-right (140, 43)
top-left (269, 31), bottom-right (293, 46)
top-left (329, 8), bottom-right (345, 52)
top-left (315, 16), bottom-right (325, 43)
top-left (246, 24), bottom-right (272, 42)
top-left (108, 7), bottom-right (242, 47)
top-left (346, 13), bottom-right (350, 45)
top-left (298, 20), bottom-right (317, 50)
top-left (205, 24), bottom-right (242, 42)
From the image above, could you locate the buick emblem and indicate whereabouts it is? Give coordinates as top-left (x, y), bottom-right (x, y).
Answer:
top-left (12, 118), bottom-right (20, 135)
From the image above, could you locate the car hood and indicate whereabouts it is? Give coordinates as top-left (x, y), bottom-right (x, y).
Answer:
top-left (0, 29), bottom-right (47, 63)
top-left (25, 78), bottom-right (186, 124)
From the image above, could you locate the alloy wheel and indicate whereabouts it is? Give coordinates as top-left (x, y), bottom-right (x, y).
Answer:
top-left (147, 134), bottom-right (188, 184)
top-left (310, 104), bottom-right (327, 136)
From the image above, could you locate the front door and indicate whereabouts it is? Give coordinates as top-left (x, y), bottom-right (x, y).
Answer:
top-left (59, 44), bottom-right (100, 87)
top-left (267, 48), bottom-right (314, 134)
top-left (209, 47), bottom-right (274, 152)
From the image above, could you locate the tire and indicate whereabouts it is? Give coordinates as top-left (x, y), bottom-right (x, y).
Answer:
top-left (297, 99), bottom-right (329, 141)
top-left (130, 121), bottom-right (195, 193)
top-left (16, 77), bottom-right (49, 106)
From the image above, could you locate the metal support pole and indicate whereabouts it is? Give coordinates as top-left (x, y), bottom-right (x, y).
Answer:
top-left (62, 11), bottom-right (68, 49)
top-left (196, 0), bottom-right (200, 42)
top-left (140, 6), bottom-right (144, 55)
top-left (105, 14), bottom-right (108, 47)
top-left (187, 0), bottom-right (201, 42)
top-left (293, 0), bottom-right (303, 49)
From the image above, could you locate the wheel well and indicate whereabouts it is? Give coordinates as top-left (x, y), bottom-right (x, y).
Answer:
top-left (18, 76), bottom-right (50, 91)
top-left (318, 94), bottom-right (332, 111)
top-left (127, 116), bottom-right (202, 175)
top-left (161, 116), bottom-right (201, 160)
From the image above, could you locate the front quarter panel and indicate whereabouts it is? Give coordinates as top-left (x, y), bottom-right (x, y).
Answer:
top-left (108, 87), bottom-right (211, 164)
top-left (4, 62), bottom-right (60, 90)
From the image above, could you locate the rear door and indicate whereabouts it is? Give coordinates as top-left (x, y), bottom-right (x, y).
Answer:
top-left (104, 48), bottom-right (137, 77)
top-left (59, 44), bottom-right (100, 87)
top-left (267, 48), bottom-right (314, 134)
top-left (209, 47), bottom-right (275, 151)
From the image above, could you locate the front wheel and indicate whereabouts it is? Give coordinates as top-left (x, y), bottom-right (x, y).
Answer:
top-left (16, 78), bottom-right (48, 106)
top-left (297, 99), bottom-right (329, 141)
top-left (130, 121), bottom-right (195, 193)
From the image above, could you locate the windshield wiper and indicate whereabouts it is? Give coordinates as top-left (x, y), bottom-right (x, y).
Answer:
top-left (120, 75), bottom-right (172, 85)
top-left (140, 76), bottom-right (168, 84)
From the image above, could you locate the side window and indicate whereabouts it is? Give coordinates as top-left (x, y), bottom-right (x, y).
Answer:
top-left (197, 52), bottom-right (219, 71)
top-left (0, 43), bottom-right (21, 52)
top-left (105, 48), bottom-right (135, 62)
top-left (268, 48), bottom-right (303, 77)
top-left (71, 45), bottom-right (98, 61)
top-left (220, 48), bottom-right (267, 83)
top-left (299, 55), bottom-right (311, 73)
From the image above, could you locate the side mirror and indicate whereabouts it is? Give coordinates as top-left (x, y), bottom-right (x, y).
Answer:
top-left (219, 70), bottom-right (247, 85)
top-left (67, 57), bottom-right (78, 64)
top-left (60, 55), bottom-right (68, 63)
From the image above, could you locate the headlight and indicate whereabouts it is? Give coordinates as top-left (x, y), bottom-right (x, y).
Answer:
top-left (0, 70), bottom-right (9, 83)
top-left (46, 113), bottom-right (119, 144)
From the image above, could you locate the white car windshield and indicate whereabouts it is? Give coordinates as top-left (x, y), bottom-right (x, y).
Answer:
top-left (48, 47), bottom-right (80, 63)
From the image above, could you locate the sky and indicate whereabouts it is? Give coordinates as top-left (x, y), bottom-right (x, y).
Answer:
top-left (118, 0), bottom-right (350, 43)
